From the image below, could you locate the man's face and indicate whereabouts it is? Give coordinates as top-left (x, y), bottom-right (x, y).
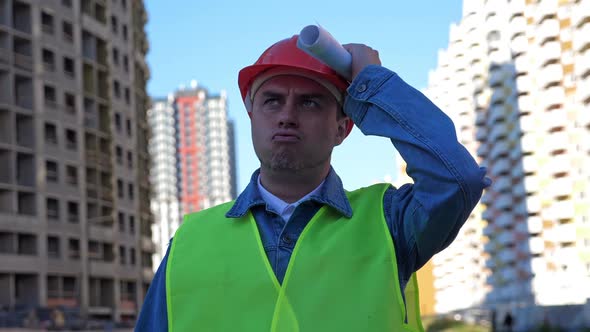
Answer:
top-left (250, 75), bottom-right (349, 173)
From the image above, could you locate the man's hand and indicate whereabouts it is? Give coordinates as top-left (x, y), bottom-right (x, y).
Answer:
top-left (342, 43), bottom-right (382, 81)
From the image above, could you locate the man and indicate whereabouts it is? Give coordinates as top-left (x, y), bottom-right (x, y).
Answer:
top-left (136, 35), bottom-right (490, 331)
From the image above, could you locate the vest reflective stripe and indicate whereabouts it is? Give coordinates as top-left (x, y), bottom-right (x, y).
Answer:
top-left (167, 184), bottom-right (424, 332)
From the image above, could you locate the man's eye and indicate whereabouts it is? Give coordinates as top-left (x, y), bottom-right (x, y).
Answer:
top-left (302, 100), bottom-right (319, 108)
top-left (264, 98), bottom-right (279, 105)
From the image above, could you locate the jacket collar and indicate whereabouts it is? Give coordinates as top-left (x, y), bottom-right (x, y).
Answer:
top-left (225, 167), bottom-right (353, 219)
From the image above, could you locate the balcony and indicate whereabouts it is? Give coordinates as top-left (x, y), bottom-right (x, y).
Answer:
top-left (481, 191), bottom-right (493, 205)
top-left (547, 154), bottom-right (572, 176)
top-left (47, 295), bottom-right (78, 308)
top-left (534, 1), bottom-right (558, 24)
top-left (511, 34), bottom-right (528, 55)
top-left (484, 239), bottom-right (498, 255)
top-left (522, 154), bottom-right (539, 173)
top-left (491, 176), bottom-right (511, 192)
top-left (578, 77), bottom-right (590, 104)
top-left (119, 299), bottom-right (137, 313)
top-left (477, 143), bottom-right (489, 157)
top-left (13, 52), bottom-right (32, 71)
top-left (496, 212), bottom-right (513, 228)
top-left (515, 75), bottom-right (532, 93)
top-left (526, 195), bottom-right (542, 214)
top-left (541, 41), bottom-right (562, 65)
top-left (511, 164), bottom-right (524, 178)
top-left (475, 91), bottom-right (489, 108)
top-left (520, 132), bottom-right (540, 154)
top-left (514, 55), bottom-right (531, 75)
top-left (530, 257), bottom-right (547, 275)
top-left (469, 59), bottom-right (486, 76)
top-left (500, 266), bottom-right (517, 282)
top-left (536, 18), bottom-right (560, 45)
top-left (571, 1), bottom-right (590, 28)
top-left (509, 1), bottom-right (525, 19)
top-left (545, 110), bottom-right (568, 133)
top-left (41, 23), bottom-right (53, 36)
top-left (496, 194), bottom-right (513, 210)
top-left (490, 105), bottom-right (510, 125)
top-left (486, 273), bottom-right (498, 288)
top-left (545, 130), bottom-right (569, 151)
top-left (98, 152), bottom-right (110, 169)
top-left (485, 257), bottom-right (497, 270)
top-left (454, 70), bottom-right (470, 86)
top-left (142, 267), bottom-right (154, 280)
top-left (89, 224), bottom-right (114, 240)
top-left (0, 44), bottom-right (9, 64)
top-left (538, 64), bottom-right (563, 89)
top-left (579, 98), bottom-right (590, 126)
top-left (575, 51), bottom-right (590, 79)
top-left (497, 231), bottom-right (514, 247)
top-left (512, 182), bottom-right (525, 199)
top-left (546, 222), bottom-right (576, 244)
top-left (490, 159), bottom-right (511, 176)
top-left (475, 126), bottom-right (488, 140)
top-left (548, 176), bottom-right (574, 198)
top-left (553, 248), bottom-right (580, 267)
top-left (573, 23), bottom-right (590, 53)
top-left (141, 236), bottom-right (155, 252)
top-left (550, 200), bottom-right (576, 221)
top-left (89, 260), bottom-right (116, 277)
top-left (529, 235), bottom-right (545, 254)
top-left (517, 94), bottom-right (534, 114)
top-left (527, 216), bottom-right (544, 234)
top-left (488, 122), bottom-right (509, 142)
top-left (483, 222), bottom-right (499, 238)
top-left (488, 70), bottom-right (506, 87)
top-left (519, 113), bottom-right (537, 132)
top-left (497, 249), bottom-right (516, 265)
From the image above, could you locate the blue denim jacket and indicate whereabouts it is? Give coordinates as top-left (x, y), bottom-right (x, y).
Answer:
top-left (135, 65), bottom-right (490, 331)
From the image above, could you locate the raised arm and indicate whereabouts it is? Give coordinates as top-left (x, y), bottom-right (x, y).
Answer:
top-left (342, 44), bottom-right (490, 271)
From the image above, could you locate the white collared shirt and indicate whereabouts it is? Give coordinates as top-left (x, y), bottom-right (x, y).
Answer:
top-left (257, 175), bottom-right (325, 223)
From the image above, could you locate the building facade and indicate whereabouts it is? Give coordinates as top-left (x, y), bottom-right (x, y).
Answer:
top-left (424, 0), bottom-right (590, 326)
top-left (173, 85), bottom-right (236, 214)
top-left (147, 96), bottom-right (179, 271)
top-left (0, 0), bottom-right (153, 324)
top-left (148, 84), bottom-right (237, 271)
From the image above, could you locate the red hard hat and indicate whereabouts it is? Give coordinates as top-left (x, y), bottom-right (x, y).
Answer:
top-left (238, 35), bottom-right (353, 136)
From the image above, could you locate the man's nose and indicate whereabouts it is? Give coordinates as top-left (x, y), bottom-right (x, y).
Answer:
top-left (277, 102), bottom-right (298, 128)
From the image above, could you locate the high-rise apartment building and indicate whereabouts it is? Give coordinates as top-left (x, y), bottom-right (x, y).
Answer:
top-left (0, 0), bottom-right (153, 324)
top-left (148, 84), bottom-right (237, 270)
top-left (175, 85), bottom-right (208, 214)
top-left (424, 0), bottom-right (590, 325)
top-left (203, 90), bottom-right (236, 209)
top-left (147, 96), bottom-right (179, 270)
top-left (174, 84), bottom-right (236, 214)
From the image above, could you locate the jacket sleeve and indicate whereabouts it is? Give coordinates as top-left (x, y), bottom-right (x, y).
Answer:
top-left (343, 65), bottom-right (491, 277)
top-left (135, 243), bottom-right (171, 331)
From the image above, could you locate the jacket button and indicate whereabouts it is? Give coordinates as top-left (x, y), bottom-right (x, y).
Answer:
top-left (356, 84), bottom-right (367, 93)
top-left (282, 235), bottom-right (292, 244)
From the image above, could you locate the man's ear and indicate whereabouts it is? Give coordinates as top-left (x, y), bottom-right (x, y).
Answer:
top-left (335, 116), bottom-right (351, 146)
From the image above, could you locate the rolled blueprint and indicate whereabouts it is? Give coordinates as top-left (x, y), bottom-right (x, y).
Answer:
top-left (297, 25), bottom-right (352, 81)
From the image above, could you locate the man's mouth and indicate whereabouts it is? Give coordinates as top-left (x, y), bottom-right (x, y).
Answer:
top-left (272, 134), bottom-right (300, 142)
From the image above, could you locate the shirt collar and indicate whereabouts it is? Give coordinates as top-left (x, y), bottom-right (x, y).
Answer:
top-left (225, 167), bottom-right (353, 219)
top-left (257, 174), bottom-right (325, 222)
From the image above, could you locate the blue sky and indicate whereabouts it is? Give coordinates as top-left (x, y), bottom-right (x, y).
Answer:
top-left (145, 0), bottom-right (463, 191)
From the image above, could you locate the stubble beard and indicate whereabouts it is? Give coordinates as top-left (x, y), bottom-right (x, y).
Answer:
top-left (261, 148), bottom-right (331, 174)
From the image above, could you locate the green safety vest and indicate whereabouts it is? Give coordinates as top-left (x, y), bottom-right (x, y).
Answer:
top-left (166, 183), bottom-right (424, 332)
